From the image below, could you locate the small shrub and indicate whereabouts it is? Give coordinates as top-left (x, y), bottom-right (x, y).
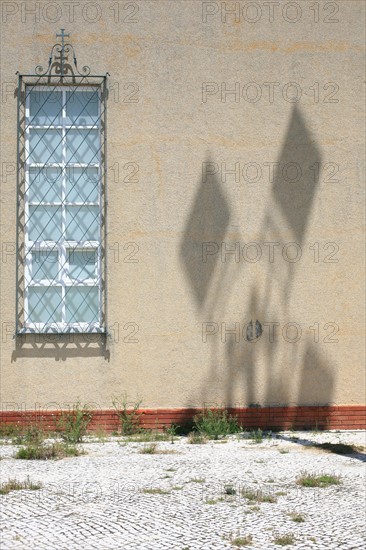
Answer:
top-left (112, 393), bottom-right (142, 435)
top-left (0, 476), bottom-right (42, 495)
top-left (187, 432), bottom-right (207, 444)
top-left (56, 403), bottom-right (92, 443)
top-left (0, 424), bottom-right (22, 439)
top-left (273, 534), bottom-right (295, 546)
top-left (193, 408), bottom-right (240, 440)
top-left (296, 472), bottom-right (341, 487)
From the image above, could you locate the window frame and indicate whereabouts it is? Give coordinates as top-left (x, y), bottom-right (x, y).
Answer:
top-left (16, 77), bottom-right (108, 335)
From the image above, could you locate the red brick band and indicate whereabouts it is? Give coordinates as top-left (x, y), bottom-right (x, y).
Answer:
top-left (0, 406), bottom-right (365, 432)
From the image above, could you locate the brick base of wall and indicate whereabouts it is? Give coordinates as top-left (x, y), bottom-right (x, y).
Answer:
top-left (0, 406), bottom-right (365, 432)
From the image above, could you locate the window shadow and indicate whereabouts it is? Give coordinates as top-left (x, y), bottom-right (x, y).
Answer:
top-left (11, 333), bottom-right (110, 362)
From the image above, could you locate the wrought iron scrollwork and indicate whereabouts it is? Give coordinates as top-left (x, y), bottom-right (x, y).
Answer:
top-left (34, 30), bottom-right (91, 79)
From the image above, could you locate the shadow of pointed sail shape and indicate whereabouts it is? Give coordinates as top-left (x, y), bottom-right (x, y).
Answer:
top-left (272, 105), bottom-right (322, 243)
top-left (180, 158), bottom-right (230, 308)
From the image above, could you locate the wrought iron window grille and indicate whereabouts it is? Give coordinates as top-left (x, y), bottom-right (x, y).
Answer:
top-left (16, 30), bottom-right (108, 335)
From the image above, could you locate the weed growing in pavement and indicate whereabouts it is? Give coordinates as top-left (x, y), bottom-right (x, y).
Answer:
top-left (187, 432), bottom-right (207, 444)
top-left (0, 476), bottom-right (42, 495)
top-left (273, 534), bottom-right (295, 546)
top-left (15, 441), bottom-right (83, 460)
top-left (241, 488), bottom-right (277, 503)
top-left (229, 534), bottom-right (253, 546)
top-left (141, 487), bottom-right (170, 495)
top-left (224, 484), bottom-right (237, 495)
top-left (296, 472), bottom-right (341, 487)
top-left (288, 512), bottom-right (306, 522)
top-left (139, 443), bottom-right (158, 454)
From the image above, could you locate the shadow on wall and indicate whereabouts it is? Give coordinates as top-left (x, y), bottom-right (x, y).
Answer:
top-left (11, 334), bottom-right (110, 362)
top-left (180, 105), bottom-right (336, 412)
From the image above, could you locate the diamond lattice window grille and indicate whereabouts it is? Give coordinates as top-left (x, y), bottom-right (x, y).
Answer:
top-left (16, 31), bottom-right (108, 334)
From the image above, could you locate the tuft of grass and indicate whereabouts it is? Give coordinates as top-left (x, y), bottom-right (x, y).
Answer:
top-left (248, 429), bottom-right (264, 443)
top-left (0, 476), bottom-right (42, 495)
top-left (205, 497), bottom-right (224, 504)
top-left (296, 472), bottom-right (341, 487)
top-left (15, 441), bottom-right (82, 460)
top-left (273, 534), bottom-right (295, 546)
top-left (141, 487), bottom-right (170, 495)
top-left (56, 402), bottom-right (92, 443)
top-left (139, 443), bottom-right (158, 454)
top-left (187, 431), bottom-right (207, 444)
top-left (127, 431), bottom-right (171, 443)
top-left (279, 448), bottom-right (289, 454)
top-left (248, 505), bottom-right (260, 511)
top-left (288, 512), bottom-right (305, 523)
top-left (224, 484), bottom-right (237, 495)
top-left (172, 485), bottom-right (183, 491)
top-left (189, 478), bottom-right (205, 483)
top-left (230, 535), bottom-right (253, 547)
top-left (241, 488), bottom-right (277, 503)
top-left (112, 393), bottom-right (142, 435)
top-left (93, 427), bottom-right (108, 443)
top-left (193, 408), bottom-right (241, 440)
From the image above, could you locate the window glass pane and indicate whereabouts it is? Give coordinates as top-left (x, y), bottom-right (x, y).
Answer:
top-left (68, 249), bottom-right (97, 280)
top-left (66, 129), bottom-right (99, 164)
top-left (65, 206), bottom-right (99, 241)
top-left (28, 206), bottom-right (62, 241)
top-left (31, 250), bottom-right (59, 281)
top-left (65, 167), bottom-right (99, 202)
top-left (28, 167), bottom-right (62, 202)
top-left (65, 287), bottom-right (99, 323)
top-left (29, 90), bottom-right (62, 125)
top-left (65, 91), bottom-right (99, 126)
top-left (29, 129), bottom-right (62, 163)
top-left (28, 287), bottom-right (62, 323)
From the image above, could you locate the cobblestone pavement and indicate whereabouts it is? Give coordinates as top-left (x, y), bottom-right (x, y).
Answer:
top-left (0, 430), bottom-right (365, 549)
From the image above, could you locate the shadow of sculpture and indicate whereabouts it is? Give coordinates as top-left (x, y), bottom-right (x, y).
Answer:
top-left (180, 105), bottom-right (337, 422)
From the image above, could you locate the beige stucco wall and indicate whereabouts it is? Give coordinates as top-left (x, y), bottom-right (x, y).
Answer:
top-left (0, 0), bottom-right (365, 411)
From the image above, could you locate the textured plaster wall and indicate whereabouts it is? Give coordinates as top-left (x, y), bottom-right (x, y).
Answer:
top-left (0, 0), bottom-right (365, 410)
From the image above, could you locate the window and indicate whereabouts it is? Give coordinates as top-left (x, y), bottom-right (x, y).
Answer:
top-left (16, 33), bottom-right (107, 334)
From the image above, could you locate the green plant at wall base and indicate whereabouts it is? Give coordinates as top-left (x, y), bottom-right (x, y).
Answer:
top-left (163, 423), bottom-right (179, 443)
top-left (193, 408), bottom-right (241, 440)
top-left (112, 393), bottom-right (143, 435)
top-left (56, 403), bottom-right (92, 443)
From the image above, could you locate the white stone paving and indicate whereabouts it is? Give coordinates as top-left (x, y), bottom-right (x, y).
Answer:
top-left (0, 431), bottom-right (365, 549)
